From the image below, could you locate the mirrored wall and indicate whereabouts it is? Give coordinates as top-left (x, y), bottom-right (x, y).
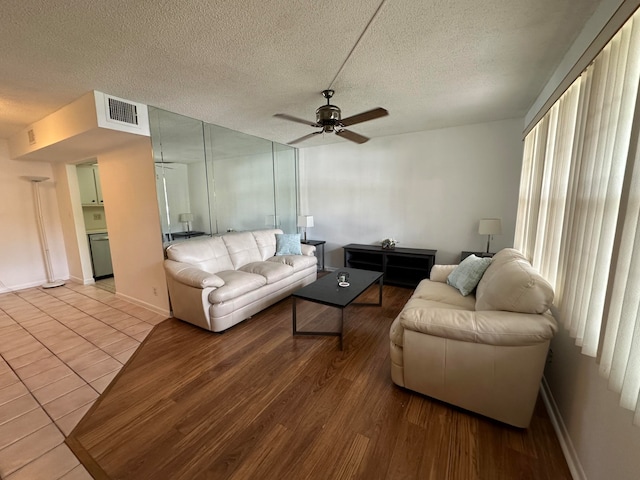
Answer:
top-left (149, 107), bottom-right (298, 242)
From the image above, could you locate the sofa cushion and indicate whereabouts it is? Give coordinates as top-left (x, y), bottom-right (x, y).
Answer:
top-left (239, 261), bottom-right (293, 284)
top-left (476, 248), bottom-right (554, 314)
top-left (447, 255), bottom-right (492, 296)
top-left (267, 254), bottom-right (317, 272)
top-left (252, 229), bottom-right (282, 260)
top-left (208, 270), bottom-right (267, 303)
top-left (389, 295), bottom-right (476, 348)
top-left (165, 236), bottom-right (234, 274)
top-left (222, 232), bottom-right (263, 269)
top-left (275, 233), bottom-right (302, 255)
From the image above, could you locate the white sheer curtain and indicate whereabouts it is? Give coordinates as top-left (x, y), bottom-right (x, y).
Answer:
top-left (516, 11), bottom-right (640, 424)
top-left (514, 118), bottom-right (546, 261)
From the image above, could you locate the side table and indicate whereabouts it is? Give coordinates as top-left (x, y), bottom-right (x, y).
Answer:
top-left (301, 239), bottom-right (326, 271)
top-left (166, 231), bottom-right (206, 242)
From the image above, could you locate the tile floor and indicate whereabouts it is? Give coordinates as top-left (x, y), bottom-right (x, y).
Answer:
top-left (93, 277), bottom-right (115, 294)
top-left (0, 283), bottom-right (166, 479)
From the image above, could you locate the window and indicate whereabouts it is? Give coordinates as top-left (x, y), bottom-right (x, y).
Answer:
top-left (516, 11), bottom-right (640, 425)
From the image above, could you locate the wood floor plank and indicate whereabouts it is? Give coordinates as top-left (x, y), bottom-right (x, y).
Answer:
top-left (66, 286), bottom-right (571, 480)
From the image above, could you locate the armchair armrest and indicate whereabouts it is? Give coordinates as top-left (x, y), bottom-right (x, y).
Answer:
top-left (399, 307), bottom-right (557, 346)
top-left (164, 260), bottom-right (225, 289)
top-left (430, 264), bottom-right (457, 283)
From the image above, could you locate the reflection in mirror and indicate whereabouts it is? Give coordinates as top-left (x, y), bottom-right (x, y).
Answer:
top-left (150, 107), bottom-right (211, 241)
top-left (205, 124), bottom-right (275, 233)
top-left (149, 107), bottom-right (298, 243)
top-left (273, 142), bottom-right (297, 234)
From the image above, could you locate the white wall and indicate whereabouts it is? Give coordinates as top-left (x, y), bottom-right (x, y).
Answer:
top-left (546, 327), bottom-right (640, 480)
top-left (299, 118), bottom-right (524, 268)
top-left (52, 162), bottom-right (94, 285)
top-left (527, 2), bottom-right (640, 479)
top-left (97, 138), bottom-right (170, 316)
top-left (0, 139), bottom-right (69, 292)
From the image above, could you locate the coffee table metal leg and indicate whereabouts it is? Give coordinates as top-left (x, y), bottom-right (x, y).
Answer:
top-left (292, 296), bottom-right (297, 334)
top-left (340, 308), bottom-right (344, 350)
top-left (353, 277), bottom-right (384, 307)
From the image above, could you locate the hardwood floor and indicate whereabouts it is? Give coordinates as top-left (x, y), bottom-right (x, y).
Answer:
top-left (66, 285), bottom-right (571, 480)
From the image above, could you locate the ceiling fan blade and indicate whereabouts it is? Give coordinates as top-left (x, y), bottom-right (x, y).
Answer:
top-left (340, 108), bottom-right (389, 127)
top-left (336, 129), bottom-right (369, 144)
top-left (274, 113), bottom-right (319, 127)
top-left (287, 131), bottom-right (323, 145)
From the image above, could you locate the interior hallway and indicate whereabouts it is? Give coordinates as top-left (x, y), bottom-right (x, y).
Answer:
top-left (0, 283), bottom-right (166, 479)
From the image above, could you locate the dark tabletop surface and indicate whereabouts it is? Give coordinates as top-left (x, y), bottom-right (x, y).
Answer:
top-left (292, 267), bottom-right (383, 308)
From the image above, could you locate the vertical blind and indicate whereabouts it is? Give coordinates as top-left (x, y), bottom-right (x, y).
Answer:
top-left (515, 10), bottom-right (640, 425)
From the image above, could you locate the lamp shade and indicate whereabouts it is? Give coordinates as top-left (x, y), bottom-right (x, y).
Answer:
top-left (179, 213), bottom-right (194, 223)
top-left (297, 215), bottom-right (314, 228)
top-left (478, 218), bottom-right (502, 235)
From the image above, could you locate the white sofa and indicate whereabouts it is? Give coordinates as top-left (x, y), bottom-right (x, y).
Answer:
top-left (164, 229), bottom-right (317, 332)
top-left (390, 248), bottom-right (558, 427)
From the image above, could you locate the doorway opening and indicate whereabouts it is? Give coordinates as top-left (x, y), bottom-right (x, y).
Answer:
top-left (76, 161), bottom-right (115, 292)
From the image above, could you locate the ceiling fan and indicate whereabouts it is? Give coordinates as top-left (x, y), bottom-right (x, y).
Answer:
top-left (274, 90), bottom-right (388, 145)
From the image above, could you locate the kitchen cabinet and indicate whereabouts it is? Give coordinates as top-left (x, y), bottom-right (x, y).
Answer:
top-left (77, 164), bottom-right (103, 206)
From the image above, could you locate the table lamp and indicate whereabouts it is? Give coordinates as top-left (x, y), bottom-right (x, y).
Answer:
top-left (179, 213), bottom-right (194, 232)
top-left (297, 215), bottom-right (314, 242)
top-left (478, 218), bottom-right (502, 253)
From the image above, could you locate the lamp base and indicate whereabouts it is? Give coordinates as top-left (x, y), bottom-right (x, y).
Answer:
top-left (42, 280), bottom-right (65, 289)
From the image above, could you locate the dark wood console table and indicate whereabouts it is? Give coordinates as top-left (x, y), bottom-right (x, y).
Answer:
top-left (343, 244), bottom-right (437, 288)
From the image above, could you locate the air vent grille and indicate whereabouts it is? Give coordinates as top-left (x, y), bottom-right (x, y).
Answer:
top-left (27, 129), bottom-right (36, 145)
top-left (108, 98), bottom-right (138, 125)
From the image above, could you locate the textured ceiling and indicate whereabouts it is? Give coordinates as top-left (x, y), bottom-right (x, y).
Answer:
top-left (0, 0), bottom-right (602, 148)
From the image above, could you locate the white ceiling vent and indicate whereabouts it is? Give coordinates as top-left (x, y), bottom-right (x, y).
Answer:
top-left (95, 91), bottom-right (149, 135)
top-left (108, 97), bottom-right (138, 125)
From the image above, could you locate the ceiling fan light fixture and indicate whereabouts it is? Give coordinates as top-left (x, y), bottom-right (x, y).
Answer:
top-left (276, 90), bottom-right (388, 145)
top-left (316, 105), bottom-right (341, 124)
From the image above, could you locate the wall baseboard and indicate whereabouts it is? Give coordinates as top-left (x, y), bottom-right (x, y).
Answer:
top-left (540, 377), bottom-right (587, 480)
top-left (0, 277), bottom-right (70, 294)
top-left (115, 291), bottom-right (170, 318)
top-left (67, 274), bottom-right (93, 285)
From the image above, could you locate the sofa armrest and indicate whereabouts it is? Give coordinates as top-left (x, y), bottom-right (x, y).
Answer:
top-left (164, 260), bottom-right (225, 289)
top-left (399, 307), bottom-right (557, 346)
top-left (300, 244), bottom-right (316, 256)
top-left (430, 265), bottom-right (457, 283)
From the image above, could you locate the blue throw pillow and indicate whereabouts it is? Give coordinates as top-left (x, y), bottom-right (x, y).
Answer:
top-left (275, 233), bottom-right (302, 256)
top-left (447, 254), bottom-right (492, 296)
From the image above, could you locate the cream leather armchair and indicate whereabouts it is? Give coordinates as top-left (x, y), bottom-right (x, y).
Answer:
top-left (390, 248), bottom-right (557, 428)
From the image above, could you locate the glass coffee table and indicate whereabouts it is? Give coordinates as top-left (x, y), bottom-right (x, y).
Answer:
top-left (292, 267), bottom-right (383, 349)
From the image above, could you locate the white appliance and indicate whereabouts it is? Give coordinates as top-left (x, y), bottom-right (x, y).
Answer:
top-left (88, 233), bottom-right (113, 278)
